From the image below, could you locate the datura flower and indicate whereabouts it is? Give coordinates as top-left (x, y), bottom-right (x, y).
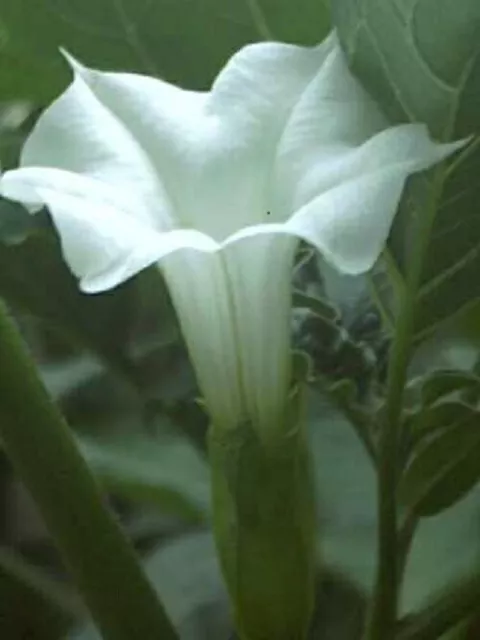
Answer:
top-left (0, 33), bottom-right (461, 436)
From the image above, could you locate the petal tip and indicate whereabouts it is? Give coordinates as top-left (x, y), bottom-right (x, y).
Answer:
top-left (58, 48), bottom-right (88, 78)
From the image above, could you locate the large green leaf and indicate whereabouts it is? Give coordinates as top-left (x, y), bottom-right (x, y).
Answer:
top-left (333, 0), bottom-right (480, 341)
top-left (418, 370), bottom-right (480, 407)
top-left (0, 197), bottom-right (32, 244)
top-left (0, 546), bottom-right (78, 640)
top-left (0, 225), bottom-right (141, 378)
top-left (399, 410), bottom-right (480, 517)
top-left (77, 429), bottom-right (210, 521)
top-left (0, 217), bottom-right (182, 394)
top-left (0, 0), bottom-right (330, 102)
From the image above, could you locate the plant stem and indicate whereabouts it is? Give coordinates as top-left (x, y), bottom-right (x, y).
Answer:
top-left (209, 415), bottom-right (316, 640)
top-left (364, 168), bottom-right (447, 640)
top-left (0, 301), bottom-right (178, 640)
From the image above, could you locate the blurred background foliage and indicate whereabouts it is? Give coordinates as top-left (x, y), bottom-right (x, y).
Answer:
top-left (0, 1), bottom-right (480, 639)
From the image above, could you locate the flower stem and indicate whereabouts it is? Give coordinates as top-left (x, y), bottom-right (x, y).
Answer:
top-left (0, 301), bottom-right (178, 640)
top-left (364, 168), bottom-right (447, 640)
top-left (208, 414), bottom-right (316, 640)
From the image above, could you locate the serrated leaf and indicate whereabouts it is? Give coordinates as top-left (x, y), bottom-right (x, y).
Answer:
top-left (0, 0), bottom-right (330, 102)
top-left (399, 411), bottom-right (480, 516)
top-left (333, 0), bottom-right (480, 341)
top-left (77, 430), bottom-right (210, 521)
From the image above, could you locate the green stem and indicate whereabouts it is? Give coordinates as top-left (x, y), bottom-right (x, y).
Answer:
top-left (364, 168), bottom-right (447, 640)
top-left (209, 414), bottom-right (316, 640)
top-left (0, 301), bottom-right (178, 640)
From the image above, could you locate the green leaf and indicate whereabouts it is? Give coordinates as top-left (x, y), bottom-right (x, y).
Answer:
top-left (0, 0), bottom-right (330, 102)
top-left (399, 410), bottom-right (480, 516)
top-left (69, 532), bottom-right (230, 640)
top-left (419, 370), bottom-right (480, 406)
top-left (333, 0), bottom-right (480, 137)
top-left (397, 571), bottom-right (480, 640)
top-left (292, 289), bottom-right (378, 392)
top-left (405, 401), bottom-right (476, 443)
top-left (77, 429), bottom-right (210, 521)
top-left (292, 290), bottom-right (340, 324)
top-left (0, 197), bottom-right (33, 244)
top-left (333, 0), bottom-right (480, 341)
top-left (326, 378), bottom-right (376, 462)
top-left (0, 546), bottom-right (79, 640)
top-left (291, 349), bottom-right (315, 384)
top-left (0, 227), bottom-right (141, 379)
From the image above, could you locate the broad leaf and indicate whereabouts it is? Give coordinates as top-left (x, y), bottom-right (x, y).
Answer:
top-left (0, 220), bottom-right (182, 394)
top-left (404, 369), bottom-right (480, 411)
top-left (69, 532), bottom-right (230, 640)
top-left (0, 197), bottom-right (32, 244)
top-left (0, 547), bottom-right (77, 640)
top-left (399, 410), bottom-right (480, 516)
top-left (77, 430), bottom-right (210, 521)
top-left (404, 401), bottom-right (477, 446)
top-left (419, 370), bottom-right (480, 406)
top-left (0, 0), bottom-right (330, 102)
top-left (333, 0), bottom-right (480, 341)
top-left (0, 226), bottom-right (140, 379)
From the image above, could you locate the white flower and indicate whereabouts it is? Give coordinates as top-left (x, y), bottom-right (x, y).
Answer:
top-left (0, 33), bottom-right (462, 436)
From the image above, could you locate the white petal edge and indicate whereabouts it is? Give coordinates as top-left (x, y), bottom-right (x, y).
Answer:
top-left (0, 167), bottom-right (218, 292)
top-left (285, 135), bottom-right (466, 275)
top-left (53, 37), bottom-right (335, 239)
top-left (21, 61), bottom-right (175, 232)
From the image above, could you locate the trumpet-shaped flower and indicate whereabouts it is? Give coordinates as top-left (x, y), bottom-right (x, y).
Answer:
top-left (0, 34), bottom-right (462, 436)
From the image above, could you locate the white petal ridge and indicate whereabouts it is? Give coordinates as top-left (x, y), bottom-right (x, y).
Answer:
top-left (161, 232), bottom-right (297, 434)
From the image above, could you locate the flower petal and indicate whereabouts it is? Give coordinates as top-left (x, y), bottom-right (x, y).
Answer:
top-left (160, 250), bottom-right (243, 430)
top-left (56, 39), bottom-right (333, 239)
top-left (271, 40), bottom-right (388, 217)
top-left (0, 167), bottom-right (217, 291)
top-left (222, 231), bottom-right (297, 434)
top-left (161, 231), bottom-right (297, 434)
top-left (20, 58), bottom-right (175, 231)
top-left (287, 167), bottom-right (408, 274)
top-left (286, 129), bottom-right (464, 274)
top-left (208, 35), bottom-right (334, 132)
top-left (265, 39), bottom-right (466, 272)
